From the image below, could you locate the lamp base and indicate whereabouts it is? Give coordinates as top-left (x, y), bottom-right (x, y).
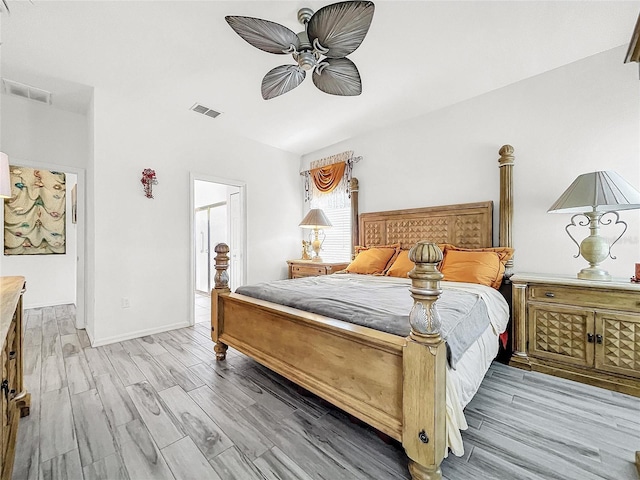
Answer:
top-left (311, 256), bottom-right (323, 262)
top-left (577, 266), bottom-right (611, 281)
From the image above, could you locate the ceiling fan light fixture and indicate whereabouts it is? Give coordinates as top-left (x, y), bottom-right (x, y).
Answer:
top-left (296, 51), bottom-right (317, 70)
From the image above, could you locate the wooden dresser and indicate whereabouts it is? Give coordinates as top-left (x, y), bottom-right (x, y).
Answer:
top-left (510, 273), bottom-right (640, 397)
top-left (287, 260), bottom-right (350, 279)
top-left (0, 277), bottom-right (30, 480)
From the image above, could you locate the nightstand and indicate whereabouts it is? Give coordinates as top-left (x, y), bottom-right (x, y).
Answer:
top-left (510, 273), bottom-right (640, 397)
top-left (287, 260), bottom-right (350, 279)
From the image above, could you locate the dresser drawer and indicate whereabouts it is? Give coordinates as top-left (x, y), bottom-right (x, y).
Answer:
top-left (292, 265), bottom-right (326, 277)
top-left (529, 284), bottom-right (640, 312)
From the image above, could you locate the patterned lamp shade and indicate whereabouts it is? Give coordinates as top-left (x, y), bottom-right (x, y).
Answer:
top-left (0, 152), bottom-right (10, 198)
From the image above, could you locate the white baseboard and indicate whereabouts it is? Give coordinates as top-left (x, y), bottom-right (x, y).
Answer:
top-left (90, 321), bottom-right (191, 347)
top-left (24, 300), bottom-right (76, 309)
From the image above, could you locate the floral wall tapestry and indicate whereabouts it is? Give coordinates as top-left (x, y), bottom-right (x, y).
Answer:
top-left (4, 166), bottom-right (66, 255)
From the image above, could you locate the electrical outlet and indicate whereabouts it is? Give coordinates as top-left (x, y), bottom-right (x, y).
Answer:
top-left (121, 297), bottom-right (130, 308)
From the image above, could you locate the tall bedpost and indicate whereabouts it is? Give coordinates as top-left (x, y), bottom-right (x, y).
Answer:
top-left (350, 177), bottom-right (359, 259)
top-left (498, 144), bottom-right (515, 278)
top-left (211, 242), bottom-right (230, 361)
top-left (403, 242), bottom-right (446, 480)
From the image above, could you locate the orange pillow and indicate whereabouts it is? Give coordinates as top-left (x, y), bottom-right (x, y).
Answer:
top-left (345, 247), bottom-right (398, 275)
top-left (386, 244), bottom-right (449, 278)
top-left (386, 250), bottom-right (415, 278)
top-left (443, 244), bottom-right (514, 265)
top-left (440, 250), bottom-right (504, 289)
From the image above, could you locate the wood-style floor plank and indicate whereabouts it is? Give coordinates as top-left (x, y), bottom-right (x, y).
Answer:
top-left (125, 381), bottom-right (185, 449)
top-left (161, 436), bottom-right (223, 480)
top-left (188, 385), bottom-right (273, 460)
top-left (158, 385), bottom-right (234, 461)
top-left (39, 388), bottom-right (77, 463)
top-left (70, 389), bottom-right (118, 467)
top-left (115, 419), bottom-right (176, 480)
top-left (82, 453), bottom-right (129, 480)
top-left (64, 353), bottom-right (96, 395)
top-left (40, 449), bottom-right (83, 480)
top-left (94, 374), bottom-right (140, 430)
top-left (13, 304), bottom-right (640, 480)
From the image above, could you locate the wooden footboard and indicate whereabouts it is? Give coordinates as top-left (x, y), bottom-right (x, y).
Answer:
top-left (211, 242), bottom-right (448, 480)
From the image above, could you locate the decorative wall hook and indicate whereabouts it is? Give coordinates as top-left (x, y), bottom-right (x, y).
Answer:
top-left (141, 168), bottom-right (157, 199)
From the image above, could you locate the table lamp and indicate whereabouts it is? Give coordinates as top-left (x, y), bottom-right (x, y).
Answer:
top-left (548, 171), bottom-right (640, 281)
top-left (299, 208), bottom-right (332, 262)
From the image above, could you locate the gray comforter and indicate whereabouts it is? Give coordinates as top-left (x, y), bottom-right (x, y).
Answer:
top-left (235, 274), bottom-right (490, 368)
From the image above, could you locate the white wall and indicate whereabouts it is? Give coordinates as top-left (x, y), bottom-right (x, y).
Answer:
top-left (302, 46), bottom-right (640, 280)
top-left (0, 95), bottom-right (87, 307)
top-left (89, 89), bottom-right (300, 345)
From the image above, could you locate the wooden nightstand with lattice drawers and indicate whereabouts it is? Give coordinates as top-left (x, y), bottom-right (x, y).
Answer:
top-left (509, 273), bottom-right (640, 397)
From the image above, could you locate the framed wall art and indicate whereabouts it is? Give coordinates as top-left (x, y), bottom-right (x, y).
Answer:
top-left (4, 165), bottom-right (66, 255)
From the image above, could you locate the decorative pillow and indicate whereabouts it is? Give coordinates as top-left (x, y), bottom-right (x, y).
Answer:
top-left (386, 244), bottom-right (450, 278)
top-left (443, 244), bottom-right (514, 265)
top-left (386, 250), bottom-right (415, 278)
top-left (439, 250), bottom-right (504, 289)
top-left (345, 246), bottom-right (398, 275)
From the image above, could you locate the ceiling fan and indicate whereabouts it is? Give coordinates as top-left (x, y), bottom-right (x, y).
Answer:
top-left (225, 1), bottom-right (375, 100)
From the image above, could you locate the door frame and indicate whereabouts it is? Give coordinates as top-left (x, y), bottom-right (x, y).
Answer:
top-left (189, 172), bottom-right (247, 326)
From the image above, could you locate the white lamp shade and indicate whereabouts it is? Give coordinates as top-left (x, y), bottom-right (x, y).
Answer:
top-left (299, 208), bottom-right (332, 229)
top-left (0, 152), bottom-right (11, 198)
top-left (548, 171), bottom-right (640, 213)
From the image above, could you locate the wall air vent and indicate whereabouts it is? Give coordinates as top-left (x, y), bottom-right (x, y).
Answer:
top-left (1, 79), bottom-right (52, 105)
top-left (190, 103), bottom-right (221, 119)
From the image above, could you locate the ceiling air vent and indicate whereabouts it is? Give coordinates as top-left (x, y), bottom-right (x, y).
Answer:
top-left (190, 103), bottom-right (221, 119)
top-left (1, 79), bottom-right (52, 105)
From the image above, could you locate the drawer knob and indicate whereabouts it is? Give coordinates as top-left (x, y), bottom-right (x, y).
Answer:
top-left (544, 292), bottom-right (555, 298)
top-left (8, 351), bottom-right (15, 360)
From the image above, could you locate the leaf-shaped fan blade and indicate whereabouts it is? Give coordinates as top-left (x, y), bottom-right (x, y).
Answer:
top-left (312, 57), bottom-right (361, 96)
top-left (225, 16), bottom-right (300, 54)
top-left (307, 1), bottom-right (374, 58)
top-left (262, 65), bottom-right (306, 100)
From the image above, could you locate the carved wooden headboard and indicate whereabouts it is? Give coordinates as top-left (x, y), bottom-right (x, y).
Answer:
top-left (353, 145), bottom-right (515, 276)
top-left (358, 202), bottom-right (493, 249)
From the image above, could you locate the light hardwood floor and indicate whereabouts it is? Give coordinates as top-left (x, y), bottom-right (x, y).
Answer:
top-left (13, 305), bottom-right (640, 480)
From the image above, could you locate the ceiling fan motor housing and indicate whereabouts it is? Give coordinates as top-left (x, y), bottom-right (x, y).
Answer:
top-left (295, 30), bottom-right (317, 70)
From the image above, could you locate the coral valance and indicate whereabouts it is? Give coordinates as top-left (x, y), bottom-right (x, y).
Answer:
top-left (311, 162), bottom-right (346, 194)
top-left (301, 150), bottom-right (360, 203)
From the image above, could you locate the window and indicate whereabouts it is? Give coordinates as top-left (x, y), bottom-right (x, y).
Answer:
top-left (303, 151), bottom-right (357, 263)
top-left (308, 190), bottom-right (351, 263)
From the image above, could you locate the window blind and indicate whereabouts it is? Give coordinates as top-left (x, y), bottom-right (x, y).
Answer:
top-left (316, 204), bottom-right (351, 263)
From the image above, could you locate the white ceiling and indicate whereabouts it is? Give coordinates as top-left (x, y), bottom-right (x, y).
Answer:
top-left (1, 1), bottom-right (639, 155)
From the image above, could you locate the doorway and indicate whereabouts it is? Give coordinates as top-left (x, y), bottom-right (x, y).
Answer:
top-left (191, 175), bottom-right (246, 325)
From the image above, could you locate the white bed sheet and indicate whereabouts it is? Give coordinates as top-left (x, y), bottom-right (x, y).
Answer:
top-left (441, 281), bottom-right (510, 457)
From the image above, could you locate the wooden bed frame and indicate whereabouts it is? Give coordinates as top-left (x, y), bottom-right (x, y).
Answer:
top-left (211, 145), bottom-right (515, 479)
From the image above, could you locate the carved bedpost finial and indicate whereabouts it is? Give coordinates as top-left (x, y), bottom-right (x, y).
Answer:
top-left (214, 243), bottom-right (230, 291)
top-left (408, 242), bottom-right (444, 340)
top-left (498, 144), bottom-right (514, 163)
